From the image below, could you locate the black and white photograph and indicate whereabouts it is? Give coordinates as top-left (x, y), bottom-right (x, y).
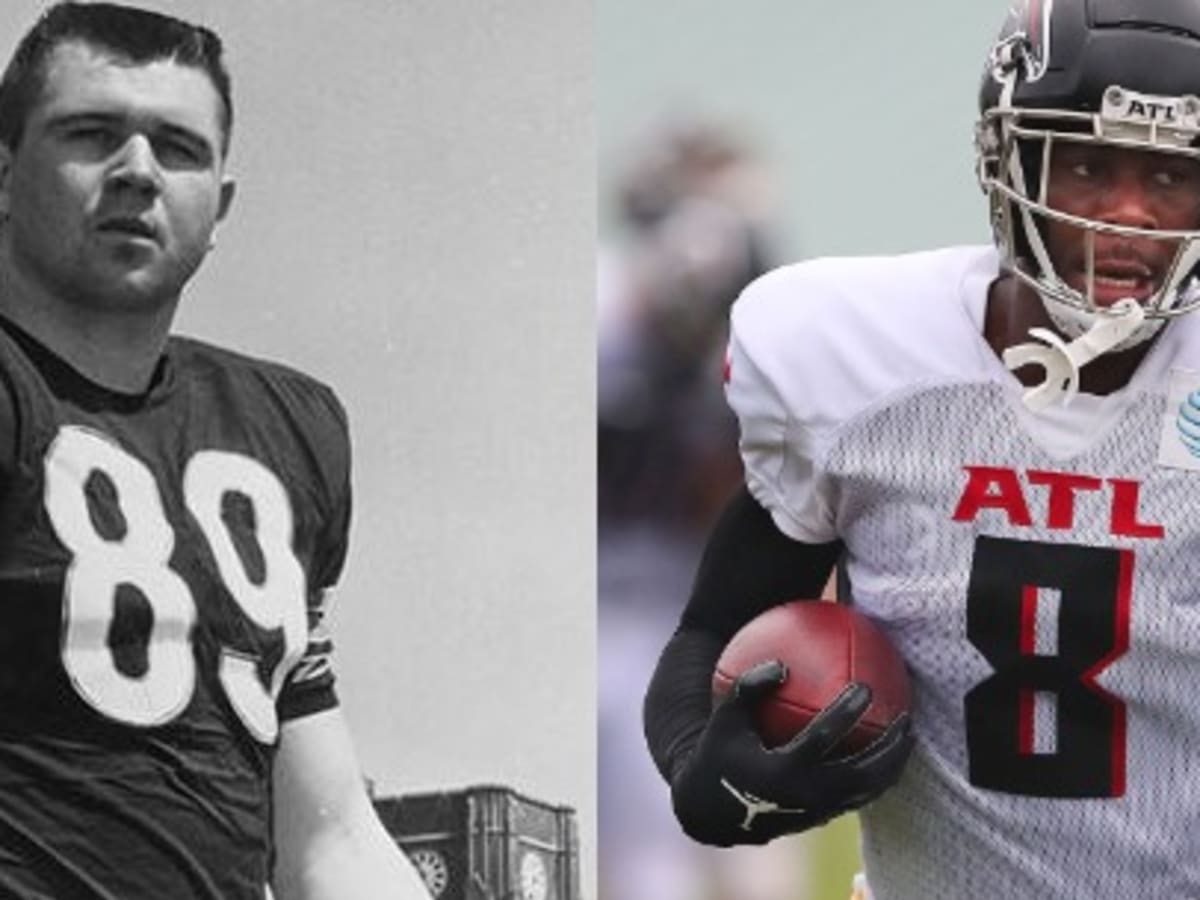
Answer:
top-left (0, 2), bottom-right (593, 898)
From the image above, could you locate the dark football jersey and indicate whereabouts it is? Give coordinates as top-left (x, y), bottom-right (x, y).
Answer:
top-left (0, 315), bottom-right (346, 899)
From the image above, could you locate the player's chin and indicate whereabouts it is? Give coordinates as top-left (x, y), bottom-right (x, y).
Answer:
top-left (88, 265), bottom-right (188, 311)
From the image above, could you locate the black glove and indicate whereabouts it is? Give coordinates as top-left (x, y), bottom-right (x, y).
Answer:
top-left (669, 660), bottom-right (914, 846)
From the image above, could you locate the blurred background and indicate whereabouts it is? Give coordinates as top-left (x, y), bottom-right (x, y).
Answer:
top-left (0, 2), bottom-right (594, 897)
top-left (598, 3), bottom-right (1002, 899)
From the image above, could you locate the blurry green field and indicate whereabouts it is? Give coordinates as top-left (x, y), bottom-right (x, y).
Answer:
top-left (803, 814), bottom-right (862, 900)
top-left (682, 814), bottom-right (862, 900)
top-left (691, 814), bottom-right (864, 900)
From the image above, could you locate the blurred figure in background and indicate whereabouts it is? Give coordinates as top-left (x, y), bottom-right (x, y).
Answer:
top-left (599, 118), bottom-right (819, 900)
top-left (599, 119), bottom-right (772, 529)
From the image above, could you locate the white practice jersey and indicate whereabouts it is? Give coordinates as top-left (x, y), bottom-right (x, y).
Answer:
top-left (726, 244), bottom-right (1200, 899)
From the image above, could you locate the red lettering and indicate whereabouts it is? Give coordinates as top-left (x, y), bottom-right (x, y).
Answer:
top-left (952, 466), bottom-right (1033, 526)
top-left (953, 466), bottom-right (1163, 542)
top-left (1027, 470), bottom-right (1104, 530)
top-left (1109, 479), bottom-right (1165, 539)
top-left (1018, 585), bottom-right (1040, 756)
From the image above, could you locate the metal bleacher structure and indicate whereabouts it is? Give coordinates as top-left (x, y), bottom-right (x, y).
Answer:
top-left (374, 784), bottom-right (580, 900)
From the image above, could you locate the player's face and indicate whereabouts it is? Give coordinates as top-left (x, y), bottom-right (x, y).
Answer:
top-left (1042, 142), bottom-right (1200, 308)
top-left (0, 41), bottom-right (235, 312)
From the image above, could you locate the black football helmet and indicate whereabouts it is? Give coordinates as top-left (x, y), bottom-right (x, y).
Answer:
top-left (977, 0), bottom-right (1200, 345)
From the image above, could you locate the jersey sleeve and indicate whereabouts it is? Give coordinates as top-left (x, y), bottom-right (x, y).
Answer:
top-left (726, 247), bottom-right (1000, 545)
top-left (725, 266), bottom-right (840, 544)
top-left (277, 380), bottom-right (352, 722)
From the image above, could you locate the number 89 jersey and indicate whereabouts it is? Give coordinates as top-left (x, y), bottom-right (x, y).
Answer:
top-left (727, 246), bottom-right (1200, 898)
top-left (0, 316), bottom-right (347, 899)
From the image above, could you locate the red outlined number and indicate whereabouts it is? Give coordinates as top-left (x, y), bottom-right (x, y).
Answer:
top-left (965, 535), bottom-right (1131, 797)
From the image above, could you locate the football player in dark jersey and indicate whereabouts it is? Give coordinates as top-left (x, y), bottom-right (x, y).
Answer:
top-left (0, 3), bottom-right (428, 898)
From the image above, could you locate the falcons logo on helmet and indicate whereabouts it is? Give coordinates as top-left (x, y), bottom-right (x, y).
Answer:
top-left (992, 0), bottom-right (1054, 83)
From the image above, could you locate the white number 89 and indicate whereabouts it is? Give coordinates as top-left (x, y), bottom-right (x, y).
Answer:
top-left (43, 425), bottom-right (308, 743)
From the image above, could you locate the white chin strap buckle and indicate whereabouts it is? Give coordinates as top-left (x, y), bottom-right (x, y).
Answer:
top-left (1002, 299), bottom-right (1146, 411)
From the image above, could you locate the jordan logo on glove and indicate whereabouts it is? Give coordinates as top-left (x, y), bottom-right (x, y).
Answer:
top-left (720, 778), bottom-right (807, 831)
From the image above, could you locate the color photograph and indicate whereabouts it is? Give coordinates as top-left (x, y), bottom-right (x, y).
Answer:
top-left (600, 2), bottom-right (1200, 898)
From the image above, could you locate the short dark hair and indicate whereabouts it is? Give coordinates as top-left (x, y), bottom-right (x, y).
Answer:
top-left (0, 2), bottom-right (233, 155)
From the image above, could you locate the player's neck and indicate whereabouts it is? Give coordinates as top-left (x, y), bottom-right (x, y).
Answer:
top-left (984, 274), bottom-right (1153, 397)
top-left (0, 263), bottom-right (177, 395)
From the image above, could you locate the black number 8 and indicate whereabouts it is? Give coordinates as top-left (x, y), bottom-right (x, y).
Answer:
top-left (965, 535), bottom-right (1131, 797)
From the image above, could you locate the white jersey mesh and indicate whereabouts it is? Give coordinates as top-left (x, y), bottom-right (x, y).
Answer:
top-left (726, 245), bottom-right (1200, 899)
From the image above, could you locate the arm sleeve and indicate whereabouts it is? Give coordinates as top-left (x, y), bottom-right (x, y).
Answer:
top-left (278, 383), bottom-right (352, 722)
top-left (643, 487), bottom-right (842, 782)
top-left (724, 274), bottom-right (839, 544)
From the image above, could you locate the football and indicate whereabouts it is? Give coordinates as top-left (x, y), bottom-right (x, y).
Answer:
top-left (712, 601), bottom-right (911, 752)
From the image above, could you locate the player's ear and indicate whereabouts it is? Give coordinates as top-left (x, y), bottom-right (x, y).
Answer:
top-left (209, 176), bottom-right (237, 249)
top-left (217, 175), bottom-right (236, 224)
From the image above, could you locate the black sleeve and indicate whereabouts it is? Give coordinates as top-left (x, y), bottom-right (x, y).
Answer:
top-left (643, 487), bottom-right (843, 781)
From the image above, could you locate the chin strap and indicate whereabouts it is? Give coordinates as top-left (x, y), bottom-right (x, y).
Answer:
top-left (1002, 299), bottom-right (1145, 411)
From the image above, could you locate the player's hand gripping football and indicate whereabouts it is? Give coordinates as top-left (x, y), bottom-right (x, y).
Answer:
top-left (670, 661), bottom-right (914, 846)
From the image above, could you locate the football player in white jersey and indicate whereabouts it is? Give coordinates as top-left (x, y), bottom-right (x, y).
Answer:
top-left (644, 1), bottom-right (1200, 898)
